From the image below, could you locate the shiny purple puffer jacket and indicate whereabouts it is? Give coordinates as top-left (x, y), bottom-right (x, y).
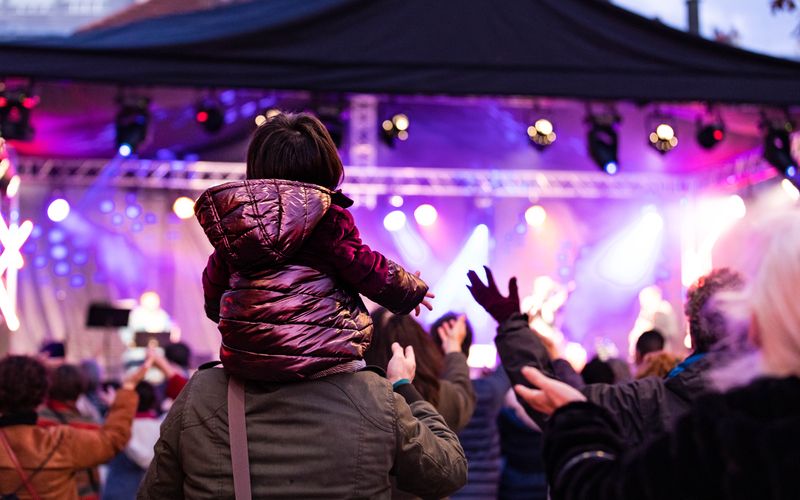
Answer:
top-left (195, 179), bottom-right (428, 382)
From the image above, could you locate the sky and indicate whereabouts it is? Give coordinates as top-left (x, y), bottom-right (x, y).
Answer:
top-left (613, 0), bottom-right (800, 59)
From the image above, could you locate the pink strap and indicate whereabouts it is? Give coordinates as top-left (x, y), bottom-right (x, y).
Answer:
top-left (0, 428), bottom-right (42, 500)
top-left (228, 375), bottom-right (252, 500)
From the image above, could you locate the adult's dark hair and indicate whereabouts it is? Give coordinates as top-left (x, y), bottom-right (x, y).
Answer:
top-left (80, 360), bottom-right (101, 393)
top-left (246, 112), bottom-right (343, 190)
top-left (364, 308), bottom-right (443, 407)
top-left (0, 356), bottom-right (50, 414)
top-left (685, 268), bottom-right (745, 353)
top-left (581, 358), bottom-right (615, 385)
top-left (636, 330), bottom-right (665, 360)
top-left (429, 313), bottom-right (473, 356)
top-left (165, 342), bottom-right (191, 369)
top-left (49, 364), bottom-right (85, 403)
top-left (135, 381), bottom-right (157, 413)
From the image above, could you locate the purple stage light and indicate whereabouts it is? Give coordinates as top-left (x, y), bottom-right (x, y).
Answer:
top-left (22, 242), bottom-right (36, 255)
top-left (131, 222), bottom-right (143, 232)
top-left (145, 213), bottom-right (157, 224)
top-left (72, 252), bottom-right (89, 266)
top-left (93, 272), bottom-right (107, 284)
top-left (53, 262), bottom-right (71, 277)
top-left (31, 225), bottom-right (43, 239)
top-left (111, 214), bottom-right (124, 225)
top-left (50, 245), bottom-right (68, 260)
top-left (47, 229), bottom-right (65, 244)
top-left (126, 205), bottom-right (142, 219)
top-left (125, 193), bottom-right (137, 204)
top-left (69, 274), bottom-right (86, 288)
top-left (99, 200), bottom-right (115, 213)
top-left (514, 223), bottom-right (527, 235)
top-left (33, 255), bottom-right (47, 269)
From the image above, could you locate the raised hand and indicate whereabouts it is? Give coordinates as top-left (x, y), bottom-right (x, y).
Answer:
top-left (438, 314), bottom-right (468, 354)
top-left (514, 366), bottom-right (586, 415)
top-left (413, 271), bottom-right (435, 316)
top-left (466, 266), bottom-right (520, 323)
top-left (387, 342), bottom-right (416, 384)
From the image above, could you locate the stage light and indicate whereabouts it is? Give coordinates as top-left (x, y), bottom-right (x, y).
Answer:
top-left (764, 120), bottom-right (797, 183)
top-left (393, 114), bottom-right (409, 131)
top-left (782, 179), bottom-right (800, 201)
top-left (255, 115), bottom-right (266, 126)
top-left (527, 119), bottom-right (556, 149)
top-left (697, 123), bottom-right (724, 149)
top-left (173, 197), bottom-right (196, 219)
top-left (414, 204), bottom-right (437, 226)
top-left (649, 123), bottom-right (677, 154)
top-left (381, 113), bottom-right (410, 147)
top-left (6, 175), bottom-right (20, 198)
top-left (588, 120), bottom-right (619, 174)
top-left (47, 199), bottom-right (70, 222)
top-left (196, 104), bottom-right (224, 133)
top-left (266, 108), bottom-right (281, 119)
top-left (115, 102), bottom-right (149, 155)
top-left (525, 205), bottom-right (546, 226)
top-left (0, 88), bottom-right (35, 140)
top-left (383, 210), bottom-right (406, 231)
top-left (389, 195), bottom-right (404, 207)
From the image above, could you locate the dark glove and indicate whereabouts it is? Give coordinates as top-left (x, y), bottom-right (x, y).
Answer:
top-left (466, 266), bottom-right (520, 324)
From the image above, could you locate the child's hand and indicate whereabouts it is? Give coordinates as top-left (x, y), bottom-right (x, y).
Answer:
top-left (387, 342), bottom-right (416, 384)
top-left (413, 271), bottom-right (435, 316)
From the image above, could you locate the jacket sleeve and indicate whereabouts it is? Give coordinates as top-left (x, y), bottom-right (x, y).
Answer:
top-left (579, 377), bottom-right (668, 448)
top-left (202, 250), bottom-right (230, 323)
top-left (543, 400), bottom-right (713, 500)
top-left (436, 352), bottom-right (477, 433)
top-left (137, 379), bottom-right (189, 500)
top-left (391, 386), bottom-right (468, 500)
top-left (494, 313), bottom-right (559, 426)
top-left (68, 388), bottom-right (138, 469)
top-left (326, 208), bottom-right (428, 315)
top-left (553, 359), bottom-right (586, 390)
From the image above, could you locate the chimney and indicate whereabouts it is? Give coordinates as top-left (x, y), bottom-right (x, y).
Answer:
top-left (687, 0), bottom-right (700, 35)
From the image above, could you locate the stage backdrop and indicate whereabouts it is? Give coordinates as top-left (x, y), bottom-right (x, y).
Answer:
top-left (8, 178), bottom-right (685, 367)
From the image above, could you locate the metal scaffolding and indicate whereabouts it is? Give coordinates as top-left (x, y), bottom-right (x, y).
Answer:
top-left (15, 157), bottom-right (709, 199)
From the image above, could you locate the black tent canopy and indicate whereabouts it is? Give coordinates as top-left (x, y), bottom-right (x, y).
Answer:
top-left (2, 0), bottom-right (800, 103)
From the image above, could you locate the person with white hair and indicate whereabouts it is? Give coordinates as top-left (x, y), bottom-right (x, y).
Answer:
top-left (516, 210), bottom-right (800, 500)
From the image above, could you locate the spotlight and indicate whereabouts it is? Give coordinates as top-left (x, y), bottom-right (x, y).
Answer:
top-left (697, 122), bottom-right (724, 150)
top-left (763, 120), bottom-right (797, 184)
top-left (414, 204), bottom-right (437, 226)
top-left (381, 114), bottom-right (409, 147)
top-left (196, 104), bottom-right (224, 134)
top-left (389, 195), bottom-right (404, 207)
top-left (47, 199), bottom-right (70, 222)
top-left (588, 119), bottom-right (619, 175)
top-left (383, 210), bottom-right (406, 231)
top-left (782, 179), bottom-right (800, 201)
top-left (0, 88), bottom-right (36, 141)
top-left (173, 197), bottom-right (196, 219)
top-left (527, 119), bottom-right (556, 149)
top-left (255, 108), bottom-right (281, 127)
top-left (524, 205), bottom-right (546, 226)
top-left (649, 123), bottom-right (677, 154)
top-left (116, 99), bottom-right (150, 155)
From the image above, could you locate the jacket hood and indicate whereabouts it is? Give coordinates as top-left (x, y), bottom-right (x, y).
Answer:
top-left (195, 179), bottom-right (332, 269)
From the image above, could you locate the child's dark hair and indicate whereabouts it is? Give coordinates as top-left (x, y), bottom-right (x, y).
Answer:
top-left (246, 112), bottom-right (344, 190)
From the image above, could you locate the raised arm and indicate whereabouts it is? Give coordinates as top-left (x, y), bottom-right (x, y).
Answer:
top-left (325, 207), bottom-right (430, 315)
top-left (436, 315), bottom-right (477, 432)
top-left (387, 343), bottom-right (468, 500)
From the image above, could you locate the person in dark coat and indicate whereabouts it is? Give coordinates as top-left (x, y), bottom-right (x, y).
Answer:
top-left (430, 313), bottom-right (511, 500)
top-left (467, 266), bottom-right (745, 446)
top-left (195, 112), bottom-right (433, 383)
top-left (139, 342), bottom-right (468, 499)
top-left (517, 211), bottom-right (800, 500)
